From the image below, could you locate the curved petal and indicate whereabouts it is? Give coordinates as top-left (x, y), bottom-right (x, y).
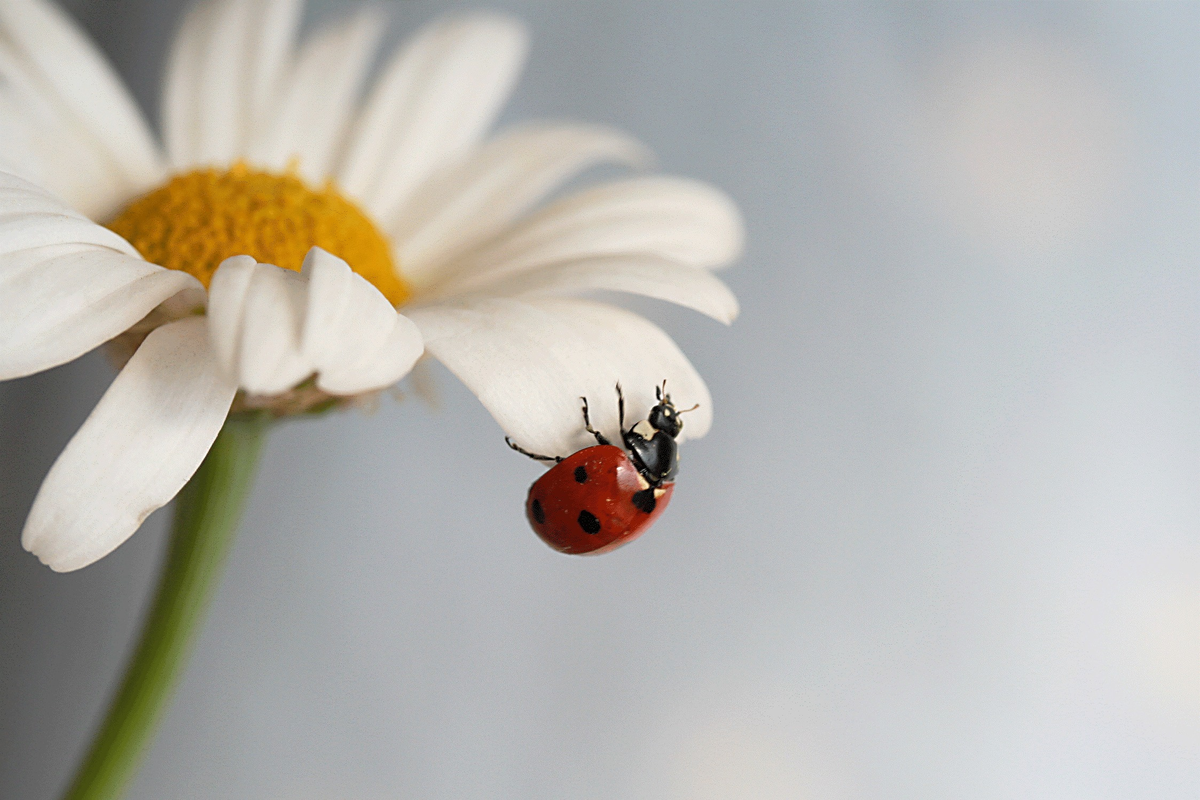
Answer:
top-left (0, 244), bottom-right (201, 380)
top-left (207, 249), bottom-right (421, 396)
top-left (207, 254), bottom-right (309, 395)
top-left (0, 169), bottom-right (110, 219)
top-left (338, 12), bottom-right (528, 224)
top-left (22, 317), bottom-right (237, 572)
top-left (162, 0), bottom-right (304, 169)
top-left (409, 297), bottom-right (710, 458)
top-left (429, 177), bottom-right (745, 293)
top-left (441, 253), bottom-right (739, 325)
top-left (394, 123), bottom-right (652, 286)
top-left (300, 248), bottom-right (423, 395)
top-left (0, 170), bottom-right (142, 257)
top-left (204, 253), bottom-right (257, 375)
top-left (0, 211), bottom-right (137, 252)
top-left (0, 173), bottom-right (200, 379)
top-left (245, 7), bottom-right (384, 183)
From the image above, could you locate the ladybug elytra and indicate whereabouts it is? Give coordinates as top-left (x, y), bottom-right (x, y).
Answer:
top-left (507, 382), bottom-right (696, 555)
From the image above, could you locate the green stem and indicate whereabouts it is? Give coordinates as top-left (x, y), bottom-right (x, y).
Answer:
top-left (62, 413), bottom-right (271, 800)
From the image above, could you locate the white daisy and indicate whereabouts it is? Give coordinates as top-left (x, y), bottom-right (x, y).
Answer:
top-left (0, 0), bottom-right (742, 572)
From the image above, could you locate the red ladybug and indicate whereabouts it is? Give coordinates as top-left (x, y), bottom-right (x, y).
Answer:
top-left (506, 382), bottom-right (695, 555)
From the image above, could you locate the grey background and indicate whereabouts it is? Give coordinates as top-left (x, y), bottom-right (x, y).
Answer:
top-left (3, 1), bottom-right (1200, 798)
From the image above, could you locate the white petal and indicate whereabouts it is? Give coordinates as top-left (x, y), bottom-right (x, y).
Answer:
top-left (0, 174), bottom-right (200, 379)
top-left (185, 0), bottom-right (246, 165)
top-left (338, 13), bottom-right (528, 224)
top-left (205, 253), bottom-right (258, 376)
top-left (429, 177), bottom-right (745, 293)
top-left (0, 0), bottom-right (164, 209)
top-left (409, 297), bottom-right (711, 458)
top-left (207, 250), bottom-right (421, 396)
top-left (235, 267), bottom-right (310, 395)
top-left (562, 299), bottom-right (712, 443)
top-left (394, 123), bottom-right (652, 286)
top-left (245, 0), bottom-right (303, 133)
top-left (207, 255), bottom-right (309, 395)
top-left (163, 0), bottom-right (304, 169)
top-left (22, 317), bottom-right (237, 572)
top-left (300, 248), bottom-right (423, 395)
top-left (0, 48), bottom-right (123, 216)
top-left (442, 253), bottom-right (739, 325)
top-left (0, 173), bottom-right (101, 222)
top-left (0, 170), bottom-right (139, 251)
top-left (161, 0), bottom-right (208, 167)
top-left (0, 211), bottom-right (133, 253)
top-left (245, 8), bottom-right (384, 183)
top-left (0, 244), bottom-right (200, 379)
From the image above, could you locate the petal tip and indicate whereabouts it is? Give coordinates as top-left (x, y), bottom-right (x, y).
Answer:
top-left (720, 290), bottom-right (741, 325)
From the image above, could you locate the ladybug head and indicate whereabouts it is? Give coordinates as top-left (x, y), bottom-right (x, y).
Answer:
top-left (648, 381), bottom-right (697, 439)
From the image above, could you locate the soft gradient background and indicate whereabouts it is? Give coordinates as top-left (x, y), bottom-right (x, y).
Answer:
top-left (3, 1), bottom-right (1200, 798)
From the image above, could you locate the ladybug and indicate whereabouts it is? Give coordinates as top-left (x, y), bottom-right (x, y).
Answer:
top-left (506, 382), bottom-right (697, 555)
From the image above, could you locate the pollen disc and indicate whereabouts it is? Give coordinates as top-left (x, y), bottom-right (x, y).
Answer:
top-left (107, 163), bottom-right (409, 306)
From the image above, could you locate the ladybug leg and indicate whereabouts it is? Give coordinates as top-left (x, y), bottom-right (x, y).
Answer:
top-left (505, 437), bottom-right (561, 463)
top-left (615, 382), bottom-right (626, 434)
top-left (580, 396), bottom-right (611, 446)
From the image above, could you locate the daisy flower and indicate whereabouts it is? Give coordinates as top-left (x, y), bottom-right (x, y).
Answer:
top-left (0, 0), bottom-right (742, 572)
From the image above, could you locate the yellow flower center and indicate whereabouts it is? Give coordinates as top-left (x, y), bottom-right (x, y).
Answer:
top-left (107, 163), bottom-right (410, 306)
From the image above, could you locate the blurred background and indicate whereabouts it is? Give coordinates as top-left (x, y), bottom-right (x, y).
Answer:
top-left (3, 1), bottom-right (1200, 797)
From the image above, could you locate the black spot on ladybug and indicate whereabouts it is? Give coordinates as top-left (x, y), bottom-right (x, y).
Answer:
top-left (577, 509), bottom-right (601, 534)
top-left (531, 498), bottom-right (545, 524)
top-left (631, 488), bottom-right (657, 514)
top-left (574, 465), bottom-right (588, 483)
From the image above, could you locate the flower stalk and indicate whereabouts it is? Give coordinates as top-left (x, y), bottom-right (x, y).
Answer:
top-left (62, 413), bottom-right (271, 800)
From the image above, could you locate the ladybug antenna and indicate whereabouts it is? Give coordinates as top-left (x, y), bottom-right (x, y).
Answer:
top-left (657, 379), bottom-right (675, 405)
top-left (677, 403), bottom-right (701, 414)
